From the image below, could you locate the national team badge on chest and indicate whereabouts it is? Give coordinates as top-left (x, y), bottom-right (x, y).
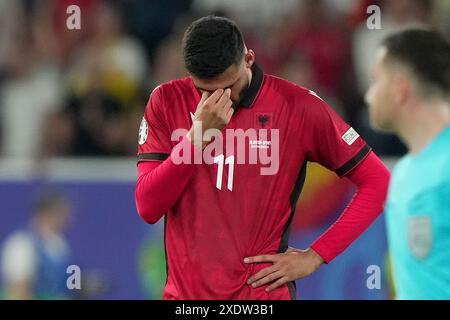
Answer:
top-left (255, 113), bottom-right (273, 129)
top-left (408, 216), bottom-right (432, 259)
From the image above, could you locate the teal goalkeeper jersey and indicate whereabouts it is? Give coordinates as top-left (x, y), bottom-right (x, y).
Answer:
top-left (386, 126), bottom-right (450, 299)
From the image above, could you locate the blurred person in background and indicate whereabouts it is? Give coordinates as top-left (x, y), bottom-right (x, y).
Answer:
top-left (0, 0), bottom-right (22, 79)
top-left (66, 1), bottom-right (148, 106)
top-left (284, 0), bottom-right (353, 108)
top-left (432, 0), bottom-right (450, 35)
top-left (151, 16), bottom-right (191, 88)
top-left (0, 0), bottom-right (19, 150)
top-left (366, 29), bottom-right (450, 299)
top-left (32, 0), bottom-right (150, 157)
top-left (0, 0), bottom-right (64, 159)
top-left (57, 1), bottom-right (148, 156)
top-left (192, 0), bottom-right (297, 30)
top-left (353, 0), bottom-right (434, 94)
top-left (59, 91), bottom-right (129, 156)
top-left (352, 0), bottom-right (435, 156)
top-left (122, 0), bottom-right (192, 58)
top-left (1, 193), bottom-right (73, 299)
top-left (277, 51), bottom-right (346, 119)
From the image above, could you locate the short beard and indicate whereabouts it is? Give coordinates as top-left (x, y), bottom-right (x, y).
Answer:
top-left (232, 77), bottom-right (251, 110)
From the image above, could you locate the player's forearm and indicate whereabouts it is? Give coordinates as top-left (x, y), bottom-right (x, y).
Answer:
top-left (310, 151), bottom-right (390, 263)
top-left (135, 137), bottom-right (198, 224)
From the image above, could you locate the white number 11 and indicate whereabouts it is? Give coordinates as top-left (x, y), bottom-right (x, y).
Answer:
top-left (214, 155), bottom-right (234, 191)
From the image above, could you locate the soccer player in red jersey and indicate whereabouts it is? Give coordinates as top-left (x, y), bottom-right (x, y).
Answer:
top-left (135, 16), bottom-right (390, 300)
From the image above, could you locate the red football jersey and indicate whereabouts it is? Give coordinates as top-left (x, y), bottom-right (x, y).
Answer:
top-left (137, 64), bottom-right (370, 299)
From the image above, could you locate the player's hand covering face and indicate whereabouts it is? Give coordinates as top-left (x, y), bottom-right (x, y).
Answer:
top-left (188, 89), bottom-right (234, 149)
top-left (193, 49), bottom-right (255, 110)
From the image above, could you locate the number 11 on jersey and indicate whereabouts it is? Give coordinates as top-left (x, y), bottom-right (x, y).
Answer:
top-left (214, 155), bottom-right (234, 191)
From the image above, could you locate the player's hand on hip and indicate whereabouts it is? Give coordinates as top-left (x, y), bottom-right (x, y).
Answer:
top-left (188, 89), bottom-right (234, 148)
top-left (244, 247), bottom-right (324, 292)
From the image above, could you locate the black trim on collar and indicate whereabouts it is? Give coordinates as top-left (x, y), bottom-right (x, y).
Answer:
top-left (335, 145), bottom-right (372, 177)
top-left (238, 63), bottom-right (264, 108)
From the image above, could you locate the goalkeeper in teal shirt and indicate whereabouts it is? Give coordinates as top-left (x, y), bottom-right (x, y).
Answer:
top-left (365, 29), bottom-right (450, 299)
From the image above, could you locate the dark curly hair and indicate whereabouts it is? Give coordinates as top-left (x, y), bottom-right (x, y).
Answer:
top-left (182, 15), bottom-right (245, 79)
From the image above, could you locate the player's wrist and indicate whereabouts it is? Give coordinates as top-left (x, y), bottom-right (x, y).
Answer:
top-left (186, 128), bottom-right (208, 149)
top-left (306, 247), bottom-right (325, 270)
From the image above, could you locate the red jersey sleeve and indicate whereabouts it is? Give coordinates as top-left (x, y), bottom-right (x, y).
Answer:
top-left (137, 85), bottom-right (173, 163)
top-left (303, 91), bottom-right (371, 176)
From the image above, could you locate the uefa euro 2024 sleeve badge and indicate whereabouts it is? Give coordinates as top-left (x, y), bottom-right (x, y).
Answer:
top-left (138, 117), bottom-right (149, 145)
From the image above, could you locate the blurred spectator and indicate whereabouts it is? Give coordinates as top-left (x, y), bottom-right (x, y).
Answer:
top-left (246, 0), bottom-right (354, 124)
top-left (277, 52), bottom-right (347, 119)
top-left (347, 0), bottom-right (379, 30)
top-left (49, 1), bottom-right (149, 157)
top-left (0, 0), bottom-right (446, 159)
top-left (244, 16), bottom-right (295, 75)
top-left (0, 0), bottom-right (79, 159)
top-left (287, 0), bottom-right (350, 102)
top-left (0, 31), bottom-right (63, 158)
top-left (61, 91), bottom-right (129, 156)
top-left (151, 16), bottom-right (192, 86)
top-left (352, 0), bottom-right (434, 156)
top-left (431, 0), bottom-right (450, 35)
top-left (277, 52), bottom-right (315, 90)
top-left (0, 0), bottom-right (23, 77)
top-left (353, 0), bottom-right (433, 94)
top-left (192, 0), bottom-right (297, 29)
top-left (122, 0), bottom-right (192, 58)
top-left (1, 192), bottom-right (73, 299)
top-left (66, 1), bottom-right (147, 107)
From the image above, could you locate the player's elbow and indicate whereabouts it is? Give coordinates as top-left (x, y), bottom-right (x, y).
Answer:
top-left (359, 152), bottom-right (391, 194)
top-left (374, 161), bottom-right (391, 201)
top-left (135, 186), bottom-right (164, 224)
top-left (366, 161), bottom-right (391, 213)
top-left (138, 211), bottom-right (163, 225)
top-left (135, 198), bottom-right (164, 224)
top-left (349, 153), bottom-right (391, 211)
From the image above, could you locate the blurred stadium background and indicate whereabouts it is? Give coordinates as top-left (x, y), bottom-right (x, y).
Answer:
top-left (0, 0), bottom-right (448, 299)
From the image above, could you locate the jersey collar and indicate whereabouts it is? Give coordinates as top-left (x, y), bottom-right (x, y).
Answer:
top-left (238, 63), bottom-right (264, 109)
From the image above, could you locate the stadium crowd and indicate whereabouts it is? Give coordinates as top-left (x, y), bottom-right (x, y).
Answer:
top-left (0, 0), bottom-right (448, 160)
